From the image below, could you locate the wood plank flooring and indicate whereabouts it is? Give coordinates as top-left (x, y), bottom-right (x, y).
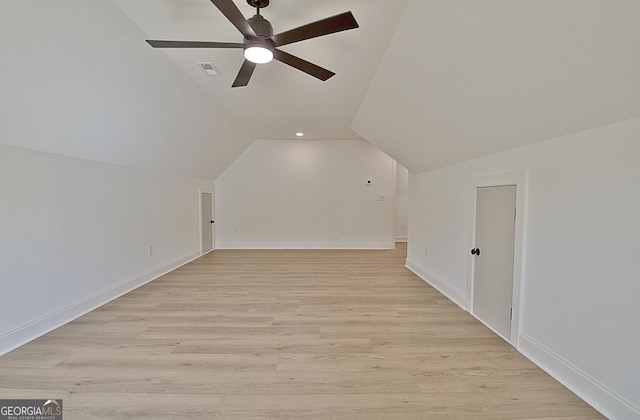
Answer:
top-left (0, 245), bottom-right (603, 419)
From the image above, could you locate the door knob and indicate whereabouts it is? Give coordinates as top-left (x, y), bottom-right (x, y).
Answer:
top-left (471, 248), bottom-right (480, 256)
top-left (210, 220), bottom-right (215, 224)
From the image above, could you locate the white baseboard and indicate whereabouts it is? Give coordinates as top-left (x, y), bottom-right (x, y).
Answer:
top-left (519, 333), bottom-right (640, 420)
top-left (405, 259), bottom-right (468, 310)
top-left (0, 250), bottom-right (201, 356)
top-left (400, 259), bottom-right (638, 419)
top-left (216, 242), bottom-right (395, 250)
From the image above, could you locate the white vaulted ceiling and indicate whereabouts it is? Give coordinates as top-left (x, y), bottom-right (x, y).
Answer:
top-left (111, 0), bottom-right (640, 174)
top-left (3, 1), bottom-right (639, 177)
top-left (354, 0), bottom-right (640, 173)
top-left (110, 0), bottom-right (409, 141)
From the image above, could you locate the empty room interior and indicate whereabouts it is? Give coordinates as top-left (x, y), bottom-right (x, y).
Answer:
top-left (1, 1), bottom-right (639, 419)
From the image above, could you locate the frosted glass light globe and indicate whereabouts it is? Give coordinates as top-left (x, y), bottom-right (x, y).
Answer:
top-left (244, 46), bottom-right (273, 64)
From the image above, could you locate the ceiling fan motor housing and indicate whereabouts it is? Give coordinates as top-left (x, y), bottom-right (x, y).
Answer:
top-left (247, 14), bottom-right (273, 38)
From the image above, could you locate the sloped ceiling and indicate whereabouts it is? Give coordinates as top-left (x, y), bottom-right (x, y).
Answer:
top-left (111, 0), bottom-right (409, 141)
top-left (3, 1), bottom-right (639, 179)
top-left (353, 0), bottom-right (640, 174)
top-left (0, 0), bottom-right (253, 180)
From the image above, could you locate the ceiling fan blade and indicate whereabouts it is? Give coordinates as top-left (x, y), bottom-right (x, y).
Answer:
top-left (146, 40), bottom-right (244, 49)
top-left (271, 11), bottom-right (359, 47)
top-left (210, 0), bottom-right (257, 39)
top-left (272, 49), bottom-right (335, 81)
top-left (232, 60), bottom-right (258, 87)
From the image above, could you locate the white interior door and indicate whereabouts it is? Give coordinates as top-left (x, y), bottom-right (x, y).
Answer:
top-left (472, 185), bottom-right (516, 340)
top-left (201, 192), bottom-right (214, 254)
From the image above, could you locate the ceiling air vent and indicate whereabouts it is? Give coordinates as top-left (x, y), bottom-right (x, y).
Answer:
top-left (197, 62), bottom-right (220, 76)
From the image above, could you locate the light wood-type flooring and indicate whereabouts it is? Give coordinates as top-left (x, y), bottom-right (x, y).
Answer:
top-left (0, 244), bottom-right (603, 419)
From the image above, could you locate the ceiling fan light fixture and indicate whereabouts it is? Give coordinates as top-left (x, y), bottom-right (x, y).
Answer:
top-left (146, 0), bottom-right (359, 87)
top-left (244, 45), bottom-right (273, 64)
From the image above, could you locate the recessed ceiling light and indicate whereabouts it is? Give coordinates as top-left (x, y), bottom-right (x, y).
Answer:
top-left (296, 132), bottom-right (304, 137)
top-left (197, 62), bottom-right (220, 76)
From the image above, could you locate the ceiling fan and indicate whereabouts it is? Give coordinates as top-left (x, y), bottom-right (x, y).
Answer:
top-left (146, 0), bottom-right (359, 87)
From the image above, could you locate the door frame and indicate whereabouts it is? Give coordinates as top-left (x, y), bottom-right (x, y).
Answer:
top-left (199, 188), bottom-right (215, 255)
top-left (467, 170), bottom-right (527, 348)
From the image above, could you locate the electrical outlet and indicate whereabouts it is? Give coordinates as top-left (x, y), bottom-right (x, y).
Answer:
top-left (400, 224), bottom-right (406, 231)
top-left (340, 228), bottom-right (345, 235)
top-left (234, 226), bottom-right (239, 233)
top-left (148, 245), bottom-right (154, 256)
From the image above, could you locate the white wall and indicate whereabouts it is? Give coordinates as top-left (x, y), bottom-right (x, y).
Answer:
top-left (395, 164), bottom-right (409, 242)
top-left (0, 0), bottom-right (250, 355)
top-left (0, 144), bottom-right (213, 354)
top-left (407, 117), bottom-right (640, 419)
top-left (215, 139), bottom-right (395, 249)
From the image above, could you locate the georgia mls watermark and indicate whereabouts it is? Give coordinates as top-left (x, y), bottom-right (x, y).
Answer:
top-left (0, 400), bottom-right (62, 420)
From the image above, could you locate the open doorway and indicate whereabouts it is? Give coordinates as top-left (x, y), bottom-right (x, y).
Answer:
top-left (395, 163), bottom-right (409, 243)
